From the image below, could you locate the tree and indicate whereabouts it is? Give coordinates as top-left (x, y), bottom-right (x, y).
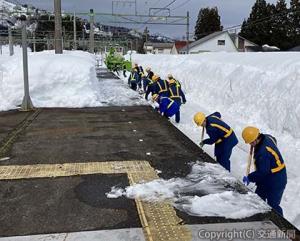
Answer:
top-left (194, 7), bottom-right (223, 40)
top-left (143, 27), bottom-right (150, 42)
top-left (241, 0), bottom-right (300, 50)
top-left (240, 0), bottom-right (273, 46)
top-left (137, 27), bottom-right (150, 54)
top-left (32, 14), bottom-right (83, 51)
top-left (271, 0), bottom-right (290, 50)
top-left (289, 0), bottom-right (300, 47)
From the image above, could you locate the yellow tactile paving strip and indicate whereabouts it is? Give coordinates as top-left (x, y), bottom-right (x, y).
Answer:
top-left (0, 161), bottom-right (192, 241)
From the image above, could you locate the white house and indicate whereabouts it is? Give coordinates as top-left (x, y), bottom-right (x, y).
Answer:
top-left (144, 42), bottom-right (174, 54)
top-left (230, 33), bottom-right (259, 52)
top-left (179, 31), bottom-right (258, 54)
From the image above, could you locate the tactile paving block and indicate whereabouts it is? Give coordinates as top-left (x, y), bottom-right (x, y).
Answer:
top-left (0, 160), bottom-right (191, 241)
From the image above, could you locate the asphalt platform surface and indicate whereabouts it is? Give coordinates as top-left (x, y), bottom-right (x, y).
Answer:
top-left (0, 69), bottom-right (299, 240)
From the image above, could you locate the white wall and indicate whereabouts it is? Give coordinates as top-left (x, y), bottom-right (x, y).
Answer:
top-left (170, 45), bottom-right (178, 54)
top-left (153, 48), bottom-right (172, 54)
top-left (190, 32), bottom-right (237, 53)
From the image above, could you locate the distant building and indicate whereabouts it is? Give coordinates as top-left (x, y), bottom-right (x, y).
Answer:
top-left (170, 41), bottom-right (190, 54)
top-left (179, 31), bottom-right (258, 54)
top-left (144, 42), bottom-right (174, 54)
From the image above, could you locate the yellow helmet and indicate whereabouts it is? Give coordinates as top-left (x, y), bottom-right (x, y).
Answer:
top-left (168, 78), bottom-right (175, 84)
top-left (152, 94), bottom-right (159, 102)
top-left (193, 112), bottom-right (206, 126)
top-left (152, 75), bottom-right (159, 81)
top-left (167, 74), bottom-right (173, 79)
top-left (242, 126), bottom-right (260, 144)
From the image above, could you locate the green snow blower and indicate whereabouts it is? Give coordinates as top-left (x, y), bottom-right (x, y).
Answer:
top-left (105, 48), bottom-right (131, 72)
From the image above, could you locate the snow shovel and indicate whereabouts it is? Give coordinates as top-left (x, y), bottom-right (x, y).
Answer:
top-left (246, 146), bottom-right (254, 176)
top-left (199, 126), bottom-right (205, 148)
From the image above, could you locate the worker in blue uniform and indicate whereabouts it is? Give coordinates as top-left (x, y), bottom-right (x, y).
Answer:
top-left (167, 74), bottom-right (186, 123)
top-left (167, 74), bottom-right (181, 87)
top-left (138, 65), bottom-right (144, 89)
top-left (133, 63), bottom-right (142, 89)
top-left (193, 112), bottom-right (238, 172)
top-left (242, 126), bottom-right (287, 216)
top-left (145, 78), bottom-right (155, 100)
top-left (152, 75), bottom-right (169, 98)
top-left (145, 67), bottom-right (154, 80)
top-left (152, 94), bottom-right (180, 119)
top-left (128, 67), bottom-right (139, 91)
top-left (142, 73), bottom-right (153, 93)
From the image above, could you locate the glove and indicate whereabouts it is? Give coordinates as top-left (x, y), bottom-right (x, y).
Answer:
top-left (243, 176), bottom-right (250, 186)
top-left (199, 141), bottom-right (204, 148)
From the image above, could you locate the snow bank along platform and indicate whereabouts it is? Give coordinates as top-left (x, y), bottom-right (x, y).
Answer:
top-left (0, 71), bottom-right (299, 241)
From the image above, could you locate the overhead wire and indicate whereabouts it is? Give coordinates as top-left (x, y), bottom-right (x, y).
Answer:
top-left (137, 0), bottom-right (177, 32)
top-left (171, 0), bottom-right (192, 11)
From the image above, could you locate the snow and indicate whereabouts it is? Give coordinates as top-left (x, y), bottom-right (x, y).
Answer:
top-left (262, 44), bottom-right (280, 51)
top-left (125, 52), bottom-right (300, 228)
top-left (1, 48), bottom-right (299, 227)
top-left (0, 48), bottom-right (145, 111)
top-left (0, 0), bottom-right (16, 11)
top-left (107, 162), bottom-right (271, 219)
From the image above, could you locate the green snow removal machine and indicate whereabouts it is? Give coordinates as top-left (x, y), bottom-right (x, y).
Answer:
top-left (105, 48), bottom-right (131, 72)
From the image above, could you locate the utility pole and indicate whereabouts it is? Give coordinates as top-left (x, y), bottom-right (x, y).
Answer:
top-left (8, 26), bottom-right (14, 56)
top-left (20, 15), bottom-right (34, 111)
top-left (33, 31), bottom-right (36, 52)
top-left (47, 33), bottom-right (50, 50)
top-left (54, 0), bottom-right (63, 54)
top-left (89, 9), bottom-right (95, 54)
top-left (62, 26), bottom-right (65, 49)
top-left (186, 11), bottom-right (189, 54)
top-left (130, 40), bottom-right (133, 62)
top-left (135, 38), bottom-right (138, 51)
top-left (73, 11), bottom-right (77, 50)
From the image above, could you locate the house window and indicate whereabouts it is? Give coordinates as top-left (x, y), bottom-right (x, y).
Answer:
top-left (218, 40), bottom-right (225, 45)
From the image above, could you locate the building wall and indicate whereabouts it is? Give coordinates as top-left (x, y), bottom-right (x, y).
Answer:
top-left (144, 45), bottom-right (154, 54)
top-left (189, 33), bottom-right (237, 53)
top-left (170, 45), bottom-right (178, 54)
top-left (153, 48), bottom-right (172, 54)
top-left (235, 37), bottom-right (257, 52)
top-left (243, 40), bottom-right (257, 52)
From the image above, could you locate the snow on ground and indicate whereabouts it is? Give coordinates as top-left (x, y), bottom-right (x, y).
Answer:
top-left (1, 48), bottom-right (299, 227)
top-left (0, 48), bottom-right (145, 111)
top-left (107, 162), bottom-right (270, 219)
top-left (125, 52), bottom-right (300, 229)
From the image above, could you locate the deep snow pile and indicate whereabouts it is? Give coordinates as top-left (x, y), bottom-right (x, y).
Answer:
top-left (107, 162), bottom-right (271, 219)
top-left (129, 52), bottom-right (300, 229)
top-left (0, 49), bottom-right (144, 110)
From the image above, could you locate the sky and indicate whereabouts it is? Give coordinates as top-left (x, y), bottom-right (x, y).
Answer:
top-left (17, 0), bottom-right (279, 39)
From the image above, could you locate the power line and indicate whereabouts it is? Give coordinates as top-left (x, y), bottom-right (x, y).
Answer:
top-left (162, 0), bottom-right (177, 9)
top-left (193, 8), bottom-right (300, 41)
top-left (136, 0), bottom-right (177, 31)
top-left (172, 0), bottom-right (192, 11)
top-left (153, 0), bottom-right (176, 15)
top-left (224, 7), bottom-right (300, 32)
